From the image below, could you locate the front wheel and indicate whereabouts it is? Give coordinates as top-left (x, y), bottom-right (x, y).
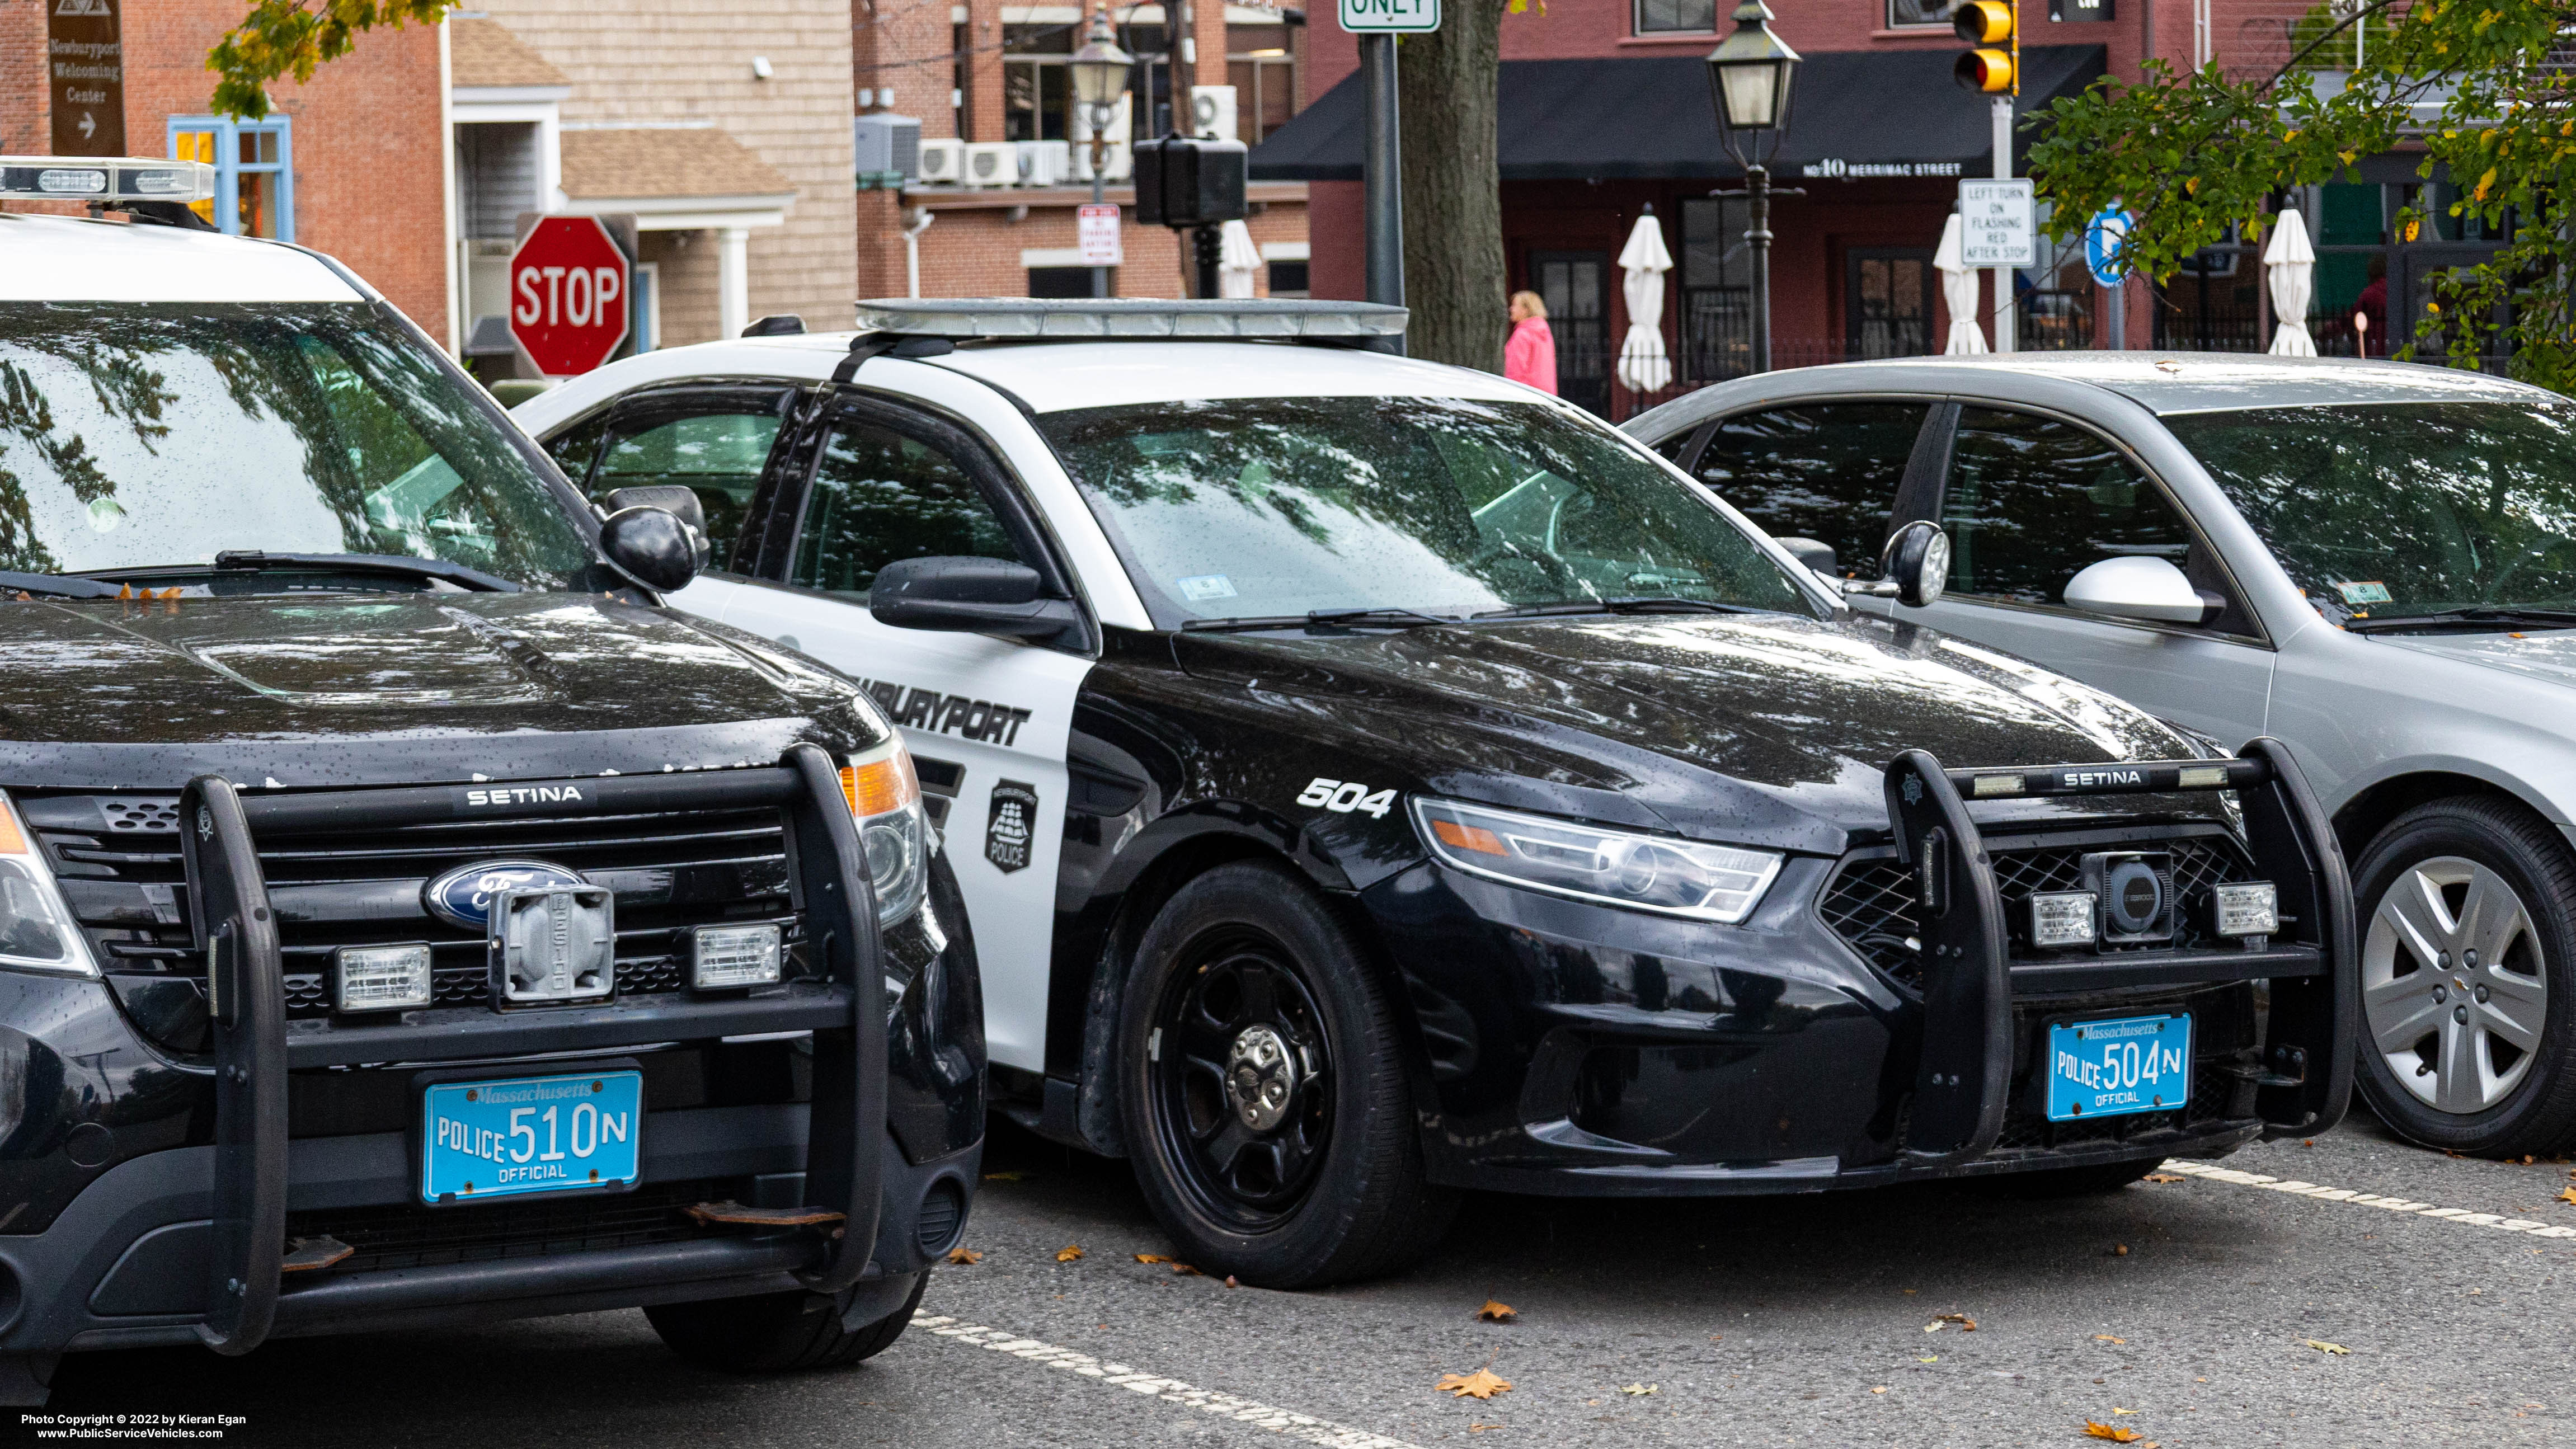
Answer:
top-left (646, 1272), bottom-right (926, 1372)
top-left (1117, 860), bottom-right (1454, 1288)
top-left (2352, 798), bottom-right (2576, 1156)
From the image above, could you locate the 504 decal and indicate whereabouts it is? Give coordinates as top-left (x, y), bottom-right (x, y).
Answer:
top-left (1297, 778), bottom-right (1397, 818)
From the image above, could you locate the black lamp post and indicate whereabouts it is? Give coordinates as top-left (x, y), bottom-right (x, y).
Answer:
top-left (1070, 10), bottom-right (1135, 299)
top-left (1706, 0), bottom-right (1801, 373)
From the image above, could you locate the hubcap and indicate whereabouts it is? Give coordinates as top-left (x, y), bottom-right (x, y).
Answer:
top-left (1149, 936), bottom-right (1333, 1228)
top-left (2363, 856), bottom-right (2550, 1115)
top-left (1224, 1024), bottom-right (1299, 1131)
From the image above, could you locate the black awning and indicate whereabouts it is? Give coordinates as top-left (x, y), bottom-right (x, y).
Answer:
top-left (1248, 45), bottom-right (2106, 182)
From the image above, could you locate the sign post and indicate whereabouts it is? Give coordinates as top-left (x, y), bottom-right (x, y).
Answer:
top-left (509, 217), bottom-right (631, 378)
top-left (2085, 204), bottom-right (2134, 350)
top-left (1342, 0), bottom-right (1438, 353)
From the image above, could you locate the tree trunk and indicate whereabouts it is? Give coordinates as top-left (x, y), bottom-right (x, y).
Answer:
top-left (1396, 0), bottom-right (1507, 373)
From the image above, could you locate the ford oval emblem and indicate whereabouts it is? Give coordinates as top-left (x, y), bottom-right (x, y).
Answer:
top-left (423, 859), bottom-right (589, 933)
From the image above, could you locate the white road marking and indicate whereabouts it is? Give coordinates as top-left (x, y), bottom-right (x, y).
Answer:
top-left (914, 1315), bottom-right (1431, 1449)
top-left (2160, 1160), bottom-right (2576, 1238)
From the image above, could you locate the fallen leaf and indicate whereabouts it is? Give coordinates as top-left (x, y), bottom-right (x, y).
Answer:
top-left (1479, 1299), bottom-right (1519, 1323)
top-left (1925, 1322), bottom-right (1945, 1333)
top-left (2095, 1335), bottom-right (2127, 1344)
top-left (1901, 1288), bottom-right (1919, 1295)
top-left (2113, 1244), bottom-right (2131, 1257)
top-left (1437, 1369), bottom-right (1513, 1400)
top-left (1171, 1263), bottom-right (1202, 1276)
top-left (1918, 1356), bottom-right (1938, 1363)
top-left (983, 1171), bottom-right (1026, 1182)
top-left (2113, 1407), bottom-right (2136, 1414)
top-left (1468, 1425), bottom-right (1505, 1434)
top-left (1055, 1244), bottom-right (1085, 1263)
top-left (1869, 1386), bottom-right (1887, 1394)
top-left (2143, 1173), bottom-right (2185, 1183)
top-left (1623, 1383), bottom-right (1658, 1396)
top-left (2556, 1187), bottom-right (2576, 1205)
top-left (2304, 1339), bottom-right (2351, 1355)
top-left (1134, 1253), bottom-right (1174, 1264)
top-left (1937, 1312), bottom-right (1977, 1331)
top-left (943, 1246), bottom-right (982, 1265)
top-left (2084, 1423), bottom-right (2144, 1442)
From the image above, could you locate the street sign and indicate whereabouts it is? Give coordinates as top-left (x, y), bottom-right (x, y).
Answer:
top-left (1339, 0), bottom-right (1439, 33)
top-left (1077, 203), bottom-right (1123, 266)
top-left (2085, 204), bottom-right (2134, 288)
top-left (1958, 178), bottom-right (2037, 269)
top-left (48, 0), bottom-right (125, 157)
top-left (509, 217), bottom-right (630, 377)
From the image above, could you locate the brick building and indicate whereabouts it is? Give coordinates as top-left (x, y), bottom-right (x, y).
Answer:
top-left (855, 1), bottom-right (1313, 299)
top-left (448, 1), bottom-right (856, 370)
top-left (1255, 0), bottom-right (2457, 417)
top-left (0, 0), bottom-right (452, 343)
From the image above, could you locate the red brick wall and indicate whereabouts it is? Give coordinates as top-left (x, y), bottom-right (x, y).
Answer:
top-left (857, 0), bottom-right (958, 139)
top-left (881, 194), bottom-right (1309, 300)
top-left (0, 1), bottom-right (449, 338)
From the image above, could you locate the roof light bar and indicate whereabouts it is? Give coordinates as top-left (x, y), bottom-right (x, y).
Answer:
top-left (853, 297), bottom-right (1408, 340)
top-left (0, 156), bottom-right (217, 204)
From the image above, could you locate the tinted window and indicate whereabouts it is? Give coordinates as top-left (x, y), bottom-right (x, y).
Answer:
top-left (595, 411), bottom-right (779, 563)
top-left (1939, 408), bottom-right (2193, 607)
top-left (543, 411), bottom-right (609, 486)
top-left (791, 420), bottom-right (1022, 596)
top-left (1694, 403), bottom-right (1926, 576)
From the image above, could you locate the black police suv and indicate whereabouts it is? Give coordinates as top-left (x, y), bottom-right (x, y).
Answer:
top-left (0, 217), bottom-right (981, 1404)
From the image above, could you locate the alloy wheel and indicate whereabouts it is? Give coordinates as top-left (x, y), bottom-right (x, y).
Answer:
top-left (1149, 931), bottom-right (1334, 1230)
top-left (2363, 855), bottom-right (2551, 1114)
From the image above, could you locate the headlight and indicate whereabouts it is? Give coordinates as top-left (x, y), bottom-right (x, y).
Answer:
top-left (840, 738), bottom-right (927, 927)
top-left (0, 792), bottom-right (95, 977)
top-left (1411, 797), bottom-right (1784, 924)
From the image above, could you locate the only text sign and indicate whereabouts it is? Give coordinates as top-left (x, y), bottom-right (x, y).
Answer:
top-left (1958, 178), bottom-right (2037, 270)
top-left (1339, 0), bottom-right (1439, 33)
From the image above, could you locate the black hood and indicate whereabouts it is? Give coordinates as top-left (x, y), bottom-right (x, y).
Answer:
top-left (0, 593), bottom-right (883, 789)
top-left (1176, 611), bottom-right (2206, 854)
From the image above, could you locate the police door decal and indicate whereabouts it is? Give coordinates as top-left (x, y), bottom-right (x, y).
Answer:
top-left (986, 781), bottom-right (1039, 873)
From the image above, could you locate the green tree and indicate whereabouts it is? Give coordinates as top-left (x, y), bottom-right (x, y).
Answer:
top-left (210, 0), bottom-right (457, 120)
top-left (2025, 0), bottom-right (2576, 389)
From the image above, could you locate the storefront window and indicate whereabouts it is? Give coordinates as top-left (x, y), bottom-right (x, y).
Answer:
top-left (168, 116), bottom-right (292, 240)
top-left (1680, 197), bottom-right (1752, 381)
top-left (1886, 0), bottom-right (1956, 27)
top-left (1635, 0), bottom-right (1718, 32)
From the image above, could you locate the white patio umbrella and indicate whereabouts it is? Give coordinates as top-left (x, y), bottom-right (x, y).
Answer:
top-left (2264, 208), bottom-right (2318, 356)
top-left (1216, 219), bottom-right (1262, 299)
top-left (1614, 211), bottom-right (1674, 394)
top-left (1934, 213), bottom-right (1987, 355)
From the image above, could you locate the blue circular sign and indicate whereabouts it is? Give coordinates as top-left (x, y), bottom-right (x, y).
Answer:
top-left (2085, 205), bottom-right (2135, 289)
top-left (422, 859), bottom-right (589, 931)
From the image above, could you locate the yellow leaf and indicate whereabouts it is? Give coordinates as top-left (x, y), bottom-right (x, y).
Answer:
top-left (1469, 1426), bottom-right (1505, 1434)
top-left (2555, 1186), bottom-right (2576, 1205)
top-left (1919, 1356), bottom-right (1938, 1363)
top-left (1622, 1383), bottom-right (1659, 1396)
top-left (1134, 1253), bottom-right (1174, 1264)
top-left (944, 1246), bottom-right (983, 1265)
top-left (2338, 149), bottom-right (2358, 166)
top-left (1055, 1244), bottom-right (1085, 1262)
top-left (1479, 1299), bottom-right (1519, 1322)
top-left (983, 1171), bottom-right (1025, 1182)
top-left (2085, 1423), bottom-right (2145, 1442)
top-left (2113, 1407), bottom-right (2136, 1414)
top-left (2095, 1335), bottom-right (2127, 1344)
top-left (1437, 1369), bottom-right (1513, 1400)
top-left (2185, 177), bottom-right (2199, 195)
top-left (2143, 1173), bottom-right (2185, 1183)
top-left (1869, 1385), bottom-right (1888, 1394)
top-left (2476, 167), bottom-right (2498, 201)
top-left (2305, 1339), bottom-right (2351, 1355)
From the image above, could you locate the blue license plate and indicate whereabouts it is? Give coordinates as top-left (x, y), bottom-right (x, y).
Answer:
top-left (421, 1070), bottom-right (642, 1205)
top-left (2044, 1014), bottom-right (2191, 1122)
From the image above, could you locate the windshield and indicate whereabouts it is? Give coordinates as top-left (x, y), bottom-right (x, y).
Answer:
top-left (0, 303), bottom-right (593, 589)
top-left (2168, 401), bottom-right (2576, 623)
top-left (1037, 395), bottom-right (1813, 624)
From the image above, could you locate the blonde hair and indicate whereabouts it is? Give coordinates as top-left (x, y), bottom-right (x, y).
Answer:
top-left (1510, 290), bottom-right (1547, 319)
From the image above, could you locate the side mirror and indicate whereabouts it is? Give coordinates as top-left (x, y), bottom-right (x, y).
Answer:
top-left (1776, 536), bottom-right (1839, 576)
top-left (599, 506), bottom-right (705, 592)
top-left (869, 556), bottom-right (1087, 648)
top-left (603, 484), bottom-right (707, 539)
top-left (2064, 556), bottom-right (2225, 625)
top-left (1875, 520), bottom-right (1950, 609)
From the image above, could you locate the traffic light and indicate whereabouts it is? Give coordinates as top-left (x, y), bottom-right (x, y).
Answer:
top-left (1953, 0), bottom-right (2017, 93)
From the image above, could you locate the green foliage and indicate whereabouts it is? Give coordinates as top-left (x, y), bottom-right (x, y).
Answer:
top-left (2026, 0), bottom-right (2576, 391)
top-left (209, 0), bottom-right (457, 120)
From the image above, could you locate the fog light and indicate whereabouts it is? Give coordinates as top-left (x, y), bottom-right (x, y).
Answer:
top-left (2030, 891), bottom-right (2098, 949)
top-left (335, 943), bottom-right (433, 1011)
top-left (2212, 882), bottom-right (2278, 938)
top-left (694, 923), bottom-right (782, 988)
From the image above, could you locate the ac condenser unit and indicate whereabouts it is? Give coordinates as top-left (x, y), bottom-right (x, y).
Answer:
top-left (915, 138), bottom-right (966, 185)
top-left (963, 141), bottom-right (1018, 188)
top-left (1188, 86), bottom-right (1239, 143)
top-left (853, 114), bottom-right (923, 180)
top-left (1016, 139), bottom-right (1072, 187)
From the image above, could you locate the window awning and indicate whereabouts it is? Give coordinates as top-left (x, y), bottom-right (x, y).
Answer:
top-left (1248, 46), bottom-right (2105, 182)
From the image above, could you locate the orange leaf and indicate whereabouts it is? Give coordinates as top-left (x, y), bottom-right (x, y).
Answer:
top-left (2084, 1423), bottom-right (2143, 1442)
top-left (1479, 1300), bottom-right (1518, 1322)
top-left (944, 1246), bottom-right (982, 1265)
top-left (1055, 1244), bottom-right (1085, 1262)
top-left (2554, 1187), bottom-right (2576, 1205)
top-left (2095, 1335), bottom-right (2126, 1344)
top-left (1437, 1369), bottom-right (1513, 1400)
top-left (2143, 1173), bottom-right (2185, 1183)
top-left (1134, 1253), bottom-right (1174, 1263)
top-left (1171, 1262), bottom-right (1202, 1276)
top-left (1937, 1312), bottom-right (1977, 1331)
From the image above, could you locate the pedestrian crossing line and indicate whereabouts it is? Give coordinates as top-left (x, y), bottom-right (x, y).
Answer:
top-left (913, 1315), bottom-right (1431, 1449)
top-left (2160, 1160), bottom-right (2576, 1238)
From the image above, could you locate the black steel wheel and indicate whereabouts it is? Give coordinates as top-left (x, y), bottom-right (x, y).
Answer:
top-left (1117, 860), bottom-right (1455, 1288)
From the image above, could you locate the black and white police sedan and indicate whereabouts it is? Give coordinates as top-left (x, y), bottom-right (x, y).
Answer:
top-left (513, 300), bottom-right (2356, 1287)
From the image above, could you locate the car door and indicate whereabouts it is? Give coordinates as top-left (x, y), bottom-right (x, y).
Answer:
top-left (718, 392), bottom-right (1095, 1074)
top-left (1679, 398), bottom-right (1942, 585)
top-left (1904, 404), bottom-right (2274, 746)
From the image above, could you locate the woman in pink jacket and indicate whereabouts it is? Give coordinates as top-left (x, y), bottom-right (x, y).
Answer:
top-left (1505, 290), bottom-right (1557, 395)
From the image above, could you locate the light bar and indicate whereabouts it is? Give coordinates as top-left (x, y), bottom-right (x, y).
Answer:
top-left (336, 943), bottom-right (434, 1012)
top-left (0, 156), bottom-right (217, 203)
top-left (694, 923), bottom-right (783, 989)
top-left (2211, 882), bottom-right (2279, 938)
top-left (853, 297), bottom-right (1409, 340)
top-left (2029, 891), bottom-right (2098, 950)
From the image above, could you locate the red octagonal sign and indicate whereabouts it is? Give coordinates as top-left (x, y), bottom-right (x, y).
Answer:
top-left (510, 217), bottom-right (629, 377)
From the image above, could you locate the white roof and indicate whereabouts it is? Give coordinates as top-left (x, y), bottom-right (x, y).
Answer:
top-left (0, 213), bottom-right (361, 302)
top-left (926, 340), bottom-right (1540, 413)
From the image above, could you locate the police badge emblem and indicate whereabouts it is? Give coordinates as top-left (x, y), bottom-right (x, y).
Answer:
top-left (986, 780), bottom-right (1039, 873)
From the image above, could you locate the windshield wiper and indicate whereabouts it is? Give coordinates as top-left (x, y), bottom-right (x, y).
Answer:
top-left (1181, 606), bottom-right (1462, 633)
top-left (83, 552), bottom-right (520, 594)
top-left (2343, 606), bottom-right (2576, 634)
top-left (1473, 596), bottom-right (1756, 619)
top-left (0, 570), bottom-right (124, 600)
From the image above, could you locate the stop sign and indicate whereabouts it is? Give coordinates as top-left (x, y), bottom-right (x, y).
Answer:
top-left (510, 217), bottom-right (630, 376)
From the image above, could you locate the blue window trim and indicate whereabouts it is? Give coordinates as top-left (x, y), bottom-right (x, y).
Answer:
top-left (166, 114), bottom-right (294, 242)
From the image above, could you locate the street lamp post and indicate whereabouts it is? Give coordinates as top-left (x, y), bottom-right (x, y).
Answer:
top-left (1705, 0), bottom-right (1801, 374)
top-left (1070, 10), bottom-right (1135, 300)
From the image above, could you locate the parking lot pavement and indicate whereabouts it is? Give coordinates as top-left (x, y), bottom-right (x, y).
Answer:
top-left (42, 1111), bottom-right (2576, 1447)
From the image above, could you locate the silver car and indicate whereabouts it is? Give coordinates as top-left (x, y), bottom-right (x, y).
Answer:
top-left (1630, 354), bottom-right (2576, 1158)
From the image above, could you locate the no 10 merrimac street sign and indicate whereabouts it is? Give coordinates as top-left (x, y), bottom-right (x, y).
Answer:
top-left (1340, 0), bottom-right (1439, 33)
